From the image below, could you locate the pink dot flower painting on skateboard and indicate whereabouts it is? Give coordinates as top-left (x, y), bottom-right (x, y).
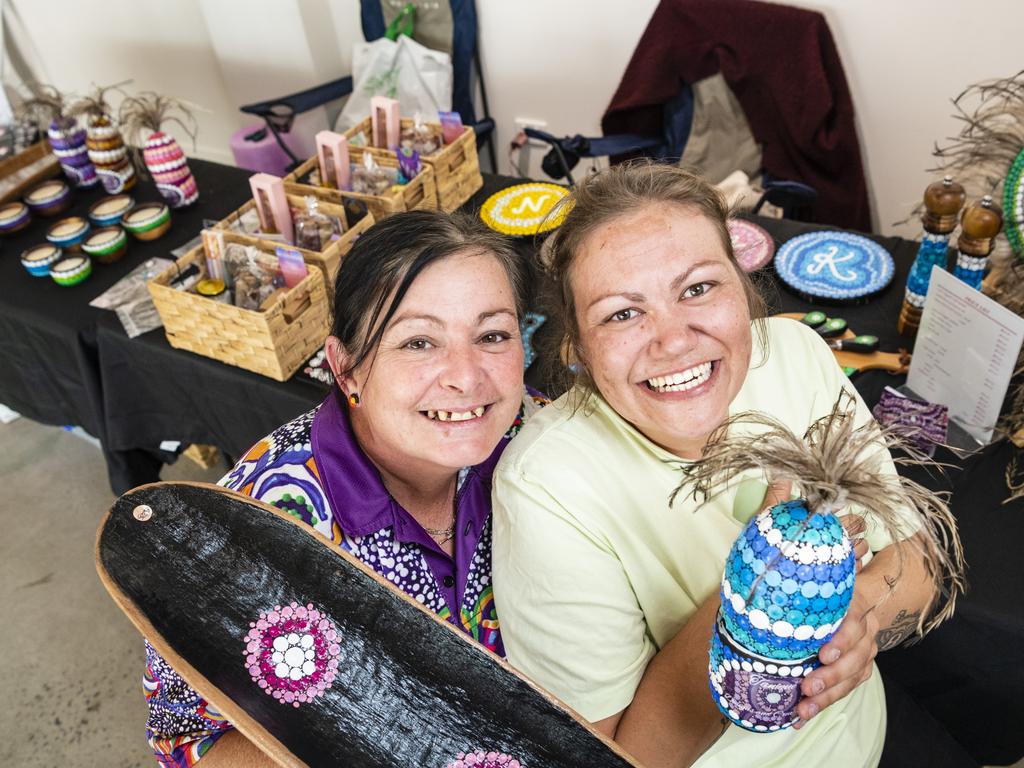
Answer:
top-left (242, 601), bottom-right (341, 707)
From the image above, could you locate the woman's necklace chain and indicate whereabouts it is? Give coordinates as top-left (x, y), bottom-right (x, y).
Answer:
top-left (423, 518), bottom-right (455, 543)
top-left (422, 481), bottom-right (457, 543)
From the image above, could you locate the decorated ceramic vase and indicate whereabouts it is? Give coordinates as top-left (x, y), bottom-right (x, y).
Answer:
top-left (86, 115), bottom-right (136, 194)
top-left (47, 119), bottom-right (99, 189)
top-left (142, 131), bottom-right (198, 208)
top-left (708, 499), bottom-right (855, 732)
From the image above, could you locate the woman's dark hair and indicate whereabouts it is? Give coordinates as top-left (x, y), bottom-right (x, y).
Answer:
top-left (331, 209), bottom-right (527, 377)
top-left (542, 160), bottom-right (768, 400)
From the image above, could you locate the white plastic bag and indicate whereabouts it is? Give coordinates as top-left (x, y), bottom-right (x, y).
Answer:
top-left (336, 36), bottom-right (452, 131)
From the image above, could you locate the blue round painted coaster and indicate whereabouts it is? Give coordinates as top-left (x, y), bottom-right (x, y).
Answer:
top-left (774, 230), bottom-right (894, 302)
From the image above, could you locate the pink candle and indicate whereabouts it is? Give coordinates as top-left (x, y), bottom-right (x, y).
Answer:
top-left (315, 131), bottom-right (351, 190)
top-left (370, 96), bottom-right (400, 150)
top-left (249, 173), bottom-right (294, 244)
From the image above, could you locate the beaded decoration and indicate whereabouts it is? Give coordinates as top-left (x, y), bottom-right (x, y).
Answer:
top-left (774, 231), bottom-right (894, 302)
top-left (1003, 147), bottom-right (1024, 259)
top-left (728, 219), bottom-right (775, 272)
top-left (905, 233), bottom-right (951, 308)
top-left (520, 312), bottom-right (546, 370)
top-left (479, 183), bottom-right (568, 237)
top-left (48, 121), bottom-right (99, 189)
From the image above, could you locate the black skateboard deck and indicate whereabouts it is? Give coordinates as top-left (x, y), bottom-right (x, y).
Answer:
top-left (96, 482), bottom-right (638, 768)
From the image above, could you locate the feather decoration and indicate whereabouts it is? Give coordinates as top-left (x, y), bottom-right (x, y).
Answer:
top-left (118, 92), bottom-right (198, 178)
top-left (118, 92), bottom-right (201, 207)
top-left (674, 390), bottom-right (965, 640)
top-left (17, 84), bottom-right (73, 130)
top-left (929, 70), bottom-right (1024, 300)
top-left (66, 81), bottom-right (131, 123)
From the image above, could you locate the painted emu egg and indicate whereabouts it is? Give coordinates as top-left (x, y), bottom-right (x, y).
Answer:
top-left (709, 499), bottom-right (856, 732)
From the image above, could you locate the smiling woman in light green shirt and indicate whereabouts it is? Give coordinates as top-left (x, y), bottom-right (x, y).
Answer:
top-left (491, 163), bottom-right (956, 768)
top-left (494, 317), bottom-right (891, 767)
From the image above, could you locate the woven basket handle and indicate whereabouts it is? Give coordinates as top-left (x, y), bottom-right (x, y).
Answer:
top-left (280, 288), bottom-right (312, 324)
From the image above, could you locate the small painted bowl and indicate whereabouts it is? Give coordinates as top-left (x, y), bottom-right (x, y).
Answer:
top-left (122, 202), bottom-right (171, 241)
top-left (20, 244), bottom-right (62, 277)
top-left (0, 201), bottom-right (32, 234)
top-left (46, 216), bottom-right (91, 251)
top-left (24, 179), bottom-right (72, 217)
top-left (49, 255), bottom-right (92, 287)
top-left (81, 226), bottom-right (128, 264)
top-left (88, 194), bottom-right (135, 226)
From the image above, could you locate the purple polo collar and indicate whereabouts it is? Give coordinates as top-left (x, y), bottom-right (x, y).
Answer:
top-left (310, 392), bottom-right (503, 549)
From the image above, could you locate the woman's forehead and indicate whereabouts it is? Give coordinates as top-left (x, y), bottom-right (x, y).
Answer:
top-left (573, 206), bottom-right (727, 281)
top-left (388, 252), bottom-right (516, 322)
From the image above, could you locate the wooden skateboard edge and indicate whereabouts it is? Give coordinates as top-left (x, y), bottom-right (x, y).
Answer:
top-left (94, 484), bottom-right (305, 767)
top-left (94, 480), bottom-right (643, 767)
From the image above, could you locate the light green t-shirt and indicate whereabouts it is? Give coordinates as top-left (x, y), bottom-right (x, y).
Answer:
top-left (492, 317), bottom-right (898, 768)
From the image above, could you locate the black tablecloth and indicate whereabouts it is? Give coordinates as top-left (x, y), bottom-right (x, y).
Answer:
top-left (0, 158), bottom-right (254, 487)
top-left (4, 165), bottom-right (1021, 762)
top-left (95, 175), bottom-right (919, 487)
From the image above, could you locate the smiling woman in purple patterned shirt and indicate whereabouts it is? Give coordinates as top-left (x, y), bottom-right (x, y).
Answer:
top-left (142, 210), bottom-right (542, 767)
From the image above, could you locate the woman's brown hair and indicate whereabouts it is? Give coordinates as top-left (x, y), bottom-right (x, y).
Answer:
top-left (541, 160), bottom-right (768, 401)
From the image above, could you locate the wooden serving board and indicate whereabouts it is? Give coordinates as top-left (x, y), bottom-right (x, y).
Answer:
top-left (776, 313), bottom-right (910, 374)
top-left (95, 482), bottom-right (639, 768)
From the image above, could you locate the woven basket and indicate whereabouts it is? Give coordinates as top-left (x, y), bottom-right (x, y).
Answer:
top-left (207, 189), bottom-right (375, 297)
top-left (284, 146), bottom-right (437, 222)
top-left (148, 243), bottom-right (329, 381)
top-left (0, 140), bottom-right (61, 204)
top-left (342, 117), bottom-right (481, 212)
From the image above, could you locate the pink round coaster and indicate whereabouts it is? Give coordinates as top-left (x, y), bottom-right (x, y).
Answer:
top-left (729, 219), bottom-right (775, 272)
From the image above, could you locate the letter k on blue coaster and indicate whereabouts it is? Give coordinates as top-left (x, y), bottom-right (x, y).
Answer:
top-left (774, 231), bottom-right (894, 303)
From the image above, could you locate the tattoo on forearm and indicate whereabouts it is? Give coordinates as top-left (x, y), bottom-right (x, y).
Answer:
top-left (876, 609), bottom-right (922, 651)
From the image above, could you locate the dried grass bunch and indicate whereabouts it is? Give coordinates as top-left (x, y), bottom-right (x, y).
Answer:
top-left (930, 70), bottom-right (1024, 307)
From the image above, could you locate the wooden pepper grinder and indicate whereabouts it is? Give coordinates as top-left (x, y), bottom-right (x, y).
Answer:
top-left (953, 195), bottom-right (1003, 291)
top-left (898, 176), bottom-right (966, 336)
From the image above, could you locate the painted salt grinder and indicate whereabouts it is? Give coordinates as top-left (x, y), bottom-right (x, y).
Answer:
top-left (899, 176), bottom-right (965, 336)
top-left (952, 196), bottom-right (1003, 292)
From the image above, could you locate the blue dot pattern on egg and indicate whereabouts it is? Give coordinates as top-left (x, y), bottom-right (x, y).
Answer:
top-left (719, 500), bottom-right (856, 661)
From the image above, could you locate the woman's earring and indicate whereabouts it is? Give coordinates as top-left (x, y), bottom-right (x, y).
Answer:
top-left (347, 392), bottom-right (361, 409)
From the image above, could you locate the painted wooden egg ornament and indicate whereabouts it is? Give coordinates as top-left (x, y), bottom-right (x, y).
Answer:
top-left (710, 499), bottom-right (855, 731)
top-left (679, 390), bottom-right (965, 738)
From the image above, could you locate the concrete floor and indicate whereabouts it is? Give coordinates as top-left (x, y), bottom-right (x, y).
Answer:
top-left (0, 415), bottom-right (222, 766)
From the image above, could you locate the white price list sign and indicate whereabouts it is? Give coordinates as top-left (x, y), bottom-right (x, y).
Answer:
top-left (906, 266), bottom-right (1024, 444)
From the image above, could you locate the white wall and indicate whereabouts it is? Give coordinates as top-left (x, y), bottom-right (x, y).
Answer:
top-left (8, 0), bottom-right (239, 164)
top-left (10, 0), bottom-right (1024, 237)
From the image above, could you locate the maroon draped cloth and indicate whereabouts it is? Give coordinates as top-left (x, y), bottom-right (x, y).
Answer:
top-left (602, 0), bottom-right (872, 232)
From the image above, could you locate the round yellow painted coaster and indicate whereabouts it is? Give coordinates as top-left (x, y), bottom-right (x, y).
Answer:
top-left (479, 183), bottom-right (569, 237)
